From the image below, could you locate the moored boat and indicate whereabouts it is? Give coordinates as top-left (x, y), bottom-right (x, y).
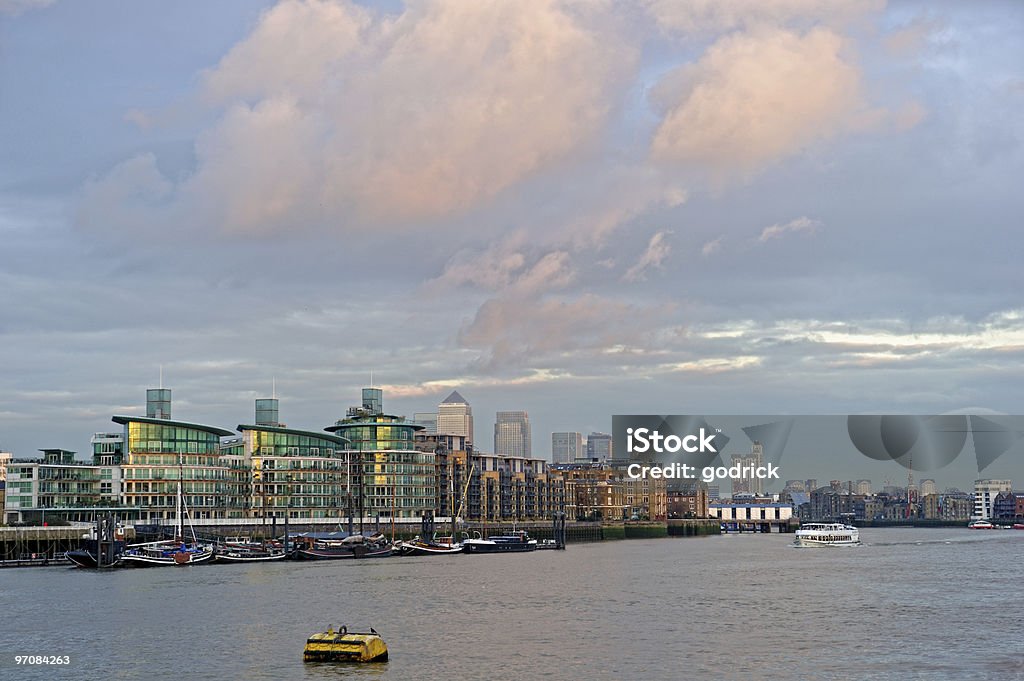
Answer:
top-left (121, 540), bottom-right (215, 566)
top-left (794, 523), bottom-right (860, 547)
top-left (292, 533), bottom-right (393, 560)
top-left (121, 454), bottom-right (215, 566)
top-left (462, 530), bottom-right (537, 554)
top-left (395, 534), bottom-right (465, 556)
top-left (968, 520), bottom-right (996, 530)
top-left (213, 540), bottom-right (289, 563)
top-left (66, 543), bottom-right (125, 569)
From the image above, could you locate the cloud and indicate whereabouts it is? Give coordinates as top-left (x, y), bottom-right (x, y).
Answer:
top-left (77, 154), bottom-right (173, 235)
top-left (0, 0), bottom-right (54, 16)
top-left (623, 230), bottom-right (673, 282)
top-left (884, 15), bottom-right (946, 58)
top-left (458, 293), bottom-right (660, 366)
top-left (643, 0), bottom-right (883, 34)
top-left (80, 0), bottom-right (636, 235)
top-left (701, 236), bottom-right (723, 257)
top-left (758, 216), bottom-right (820, 242)
top-left (650, 28), bottom-right (871, 174)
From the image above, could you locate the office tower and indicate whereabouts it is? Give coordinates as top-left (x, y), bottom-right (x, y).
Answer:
top-left (551, 432), bottom-right (583, 463)
top-left (919, 479), bottom-right (937, 497)
top-left (731, 441), bottom-right (765, 496)
top-left (856, 479), bottom-right (872, 496)
top-left (437, 391), bottom-right (473, 443)
top-left (413, 412), bottom-right (438, 434)
top-left (495, 411), bottom-right (531, 457)
top-left (586, 432), bottom-right (612, 460)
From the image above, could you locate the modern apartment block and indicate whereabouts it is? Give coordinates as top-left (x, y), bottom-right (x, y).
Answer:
top-left (973, 479), bottom-right (1012, 519)
top-left (416, 432), bottom-right (562, 523)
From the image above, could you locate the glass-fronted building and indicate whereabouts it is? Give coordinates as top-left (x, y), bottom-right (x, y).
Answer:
top-left (113, 415), bottom-right (234, 523)
top-left (325, 390), bottom-right (433, 520)
top-left (221, 424), bottom-right (353, 520)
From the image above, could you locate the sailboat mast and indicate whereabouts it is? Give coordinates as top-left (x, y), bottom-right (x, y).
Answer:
top-left (177, 452), bottom-right (184, 541)
top-left (449, 452), bottom-right (456, 539)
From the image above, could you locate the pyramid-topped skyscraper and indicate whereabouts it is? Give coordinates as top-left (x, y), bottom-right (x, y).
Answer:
top-left (437, 390), bottom-right (473, 444)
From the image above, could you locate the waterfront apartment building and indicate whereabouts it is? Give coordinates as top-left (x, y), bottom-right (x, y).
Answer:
top-left (551, 432), bottom-right (584, 464)
top-left (922, 492), bottom-right (973, 521)
top-left (991, 491), bottom-right (1024, 521)
top-left (325, 391), bottom-right (434, 520)
top-left (416, 432), bottom-right (562, 523)
top-left (0, 451), bottom-right (10, 524)
top-left (3, 388), bottom-right (571, 526)
top-left (219, 398), bottom-right (354, 521)
top-left (548, 462), bottom-right (667, 522)
top-left (973, 479), bottom-right (1012, 519)
top-left (550, 463), bottom-right (625, 521)
top-left (494, 411), bottom-right (531, 458)
top-left (667, 482), bottom-right (710, 518)
top-left (436, 391), bottom-right (473, 443)
top-left (3, 448), bottom-right (133, 525)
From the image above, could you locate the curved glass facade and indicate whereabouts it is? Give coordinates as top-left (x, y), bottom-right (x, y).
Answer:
top-left (228, 425), bottom-right (353, 520)
top-left (327, 416), bottom-right (434, 519)
top-left (114, 416), bottom-right (233, 522)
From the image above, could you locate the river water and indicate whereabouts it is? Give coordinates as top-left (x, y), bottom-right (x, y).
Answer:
top-left (2, 528), bottom-right (1022, 680)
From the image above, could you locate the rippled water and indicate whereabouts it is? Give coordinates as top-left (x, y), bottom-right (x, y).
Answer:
top-left (3, 528), bottom-right (1023, 680)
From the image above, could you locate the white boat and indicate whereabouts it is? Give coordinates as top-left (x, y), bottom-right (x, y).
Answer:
top-left (967, 520), bottom-right (995, 530)
top-left (794, 523), bottom-right (860, 547)
top-left (395, 534), bottom-right (465, 556)
top-left (462, 530), bottom-right (538, 553)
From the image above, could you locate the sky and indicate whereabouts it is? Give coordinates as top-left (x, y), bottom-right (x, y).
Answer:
top-left (1, 0), bottom-right (1022, 490)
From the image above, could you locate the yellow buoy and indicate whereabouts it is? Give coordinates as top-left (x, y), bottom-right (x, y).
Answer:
top-left (303, 625), bottom-right (389, 663)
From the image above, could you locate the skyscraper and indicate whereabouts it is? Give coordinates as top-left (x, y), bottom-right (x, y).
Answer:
top-left (437, 390), bottom-right (473, 443)
top-left (413, 412), bottom-right (438, 434)
top-left (551, 432), bottom-right (583, 463)
top-left (731, 441), bottom-right (765, 496)
top-left (495, 411), bottom-right (531, 458)
top-left (586, 432), bottom-right (612, 460)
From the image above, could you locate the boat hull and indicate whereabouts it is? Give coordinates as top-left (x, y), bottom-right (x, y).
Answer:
top-left (395, 542), bottom-right (463, 556)
top-left (793, 537), bottom-right (860, 547)
top-left (462, 540), bottom-right (538, 553)
top-left (293, 545), bottom-right (393, 560)
top-left (793, 523), bottom-right (860, 547)
top-left (121, 546), bottom-right (215, 566)
top-left (213, 550), bottom-right (290, 563)
top-left (65, 549), bottom-right (124, 569)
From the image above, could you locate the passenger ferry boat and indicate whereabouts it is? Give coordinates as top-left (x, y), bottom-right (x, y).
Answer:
top-left (794, 523), bottom-right (860, 547)
top-left (967, 519), bottom-right (996, 530)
